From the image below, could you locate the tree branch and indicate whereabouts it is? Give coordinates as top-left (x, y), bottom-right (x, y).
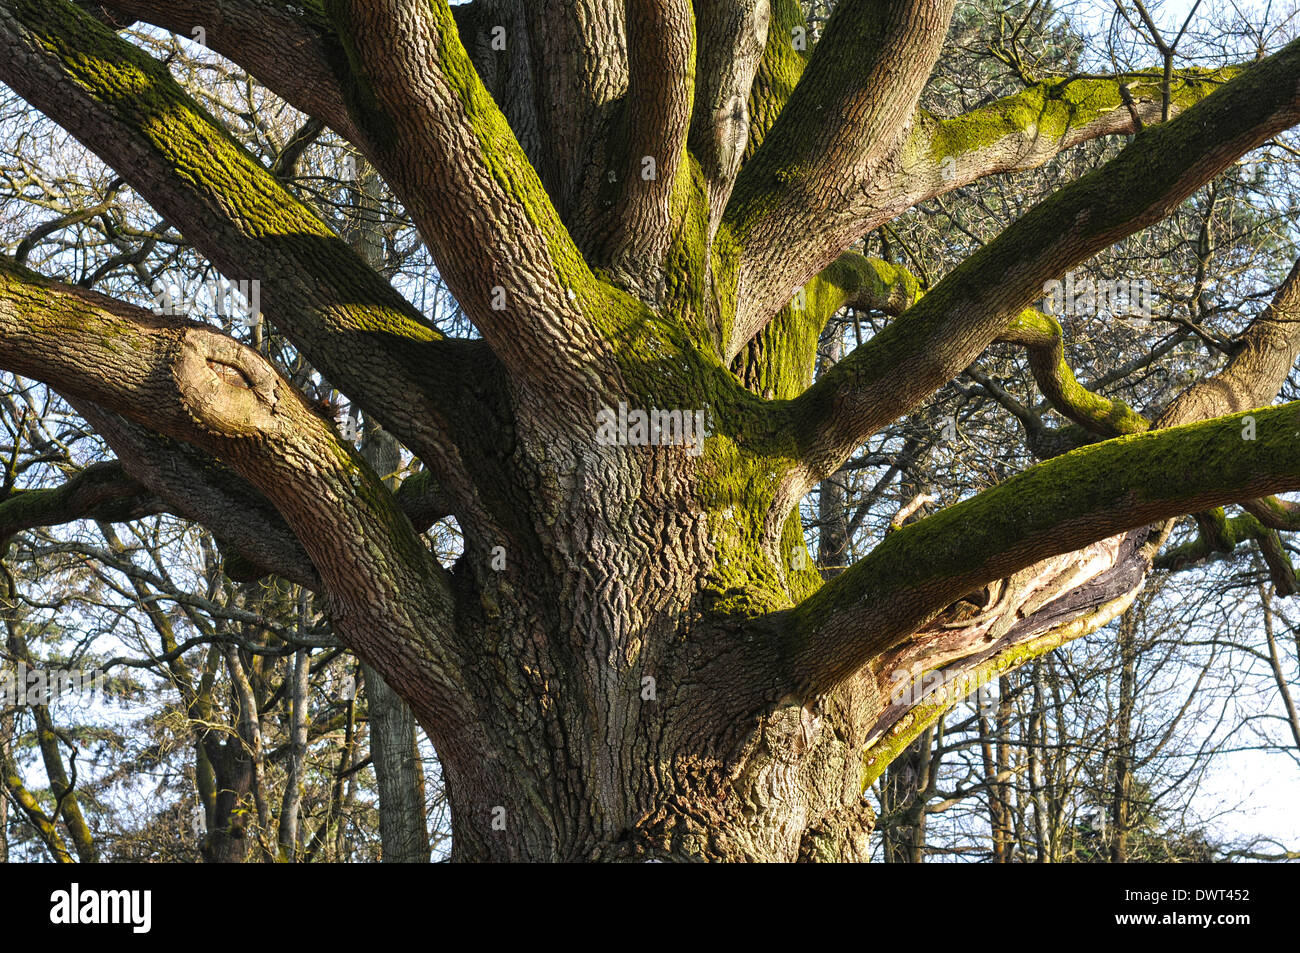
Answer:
top-left (0, 259), bottom-right (467, 720)
top-left (907, 65), bottom-right (1241, 208)
top-left (509, 1), bottom-right (628, 238)
top-left (790, 38), bottom-right (1300, 481)
top-left (591, 0), bottom-right (695, 285)
top-left (320, 0), bottom-right (630, 395)
top-left (723, 0), bottom-right (957, 353)
top-left (730, 59), bottom-right (1243, 358)
top-left (98, 0), bottom-right (361, 143)
top-left (689, 0), bottom-right (769, 236)
top-left (0, 0), bottom-right (472, 504)
top-left (0, 460), bottom-right (162, 547)
top-left (997, 309), bottom-right (1150, 437)
top-left (64, 402), bottom-right (321, 588)
top-left (782, 401), bottom-right (1300, 697)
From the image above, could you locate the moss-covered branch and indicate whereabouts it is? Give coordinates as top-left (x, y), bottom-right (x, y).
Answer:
top-left (0, 0), bottom-right (469, 494)
top-left (782, 401), bottom-right (1300, 697)
top-left (815, 253), bottom-right (924, 318)
top-left (321, 0), bottom-right (635, 391)
top-left (912, 65), bottom-right (1241, 198)
top-left (98, 0), bottom-right (361, 143)
top-left (998, 309), bottom-right (1151, 437)
top-left (742, 0), bottom-right (807, 161)
top-left (728, 52), bottom-right (1244, 360)
top-left (0, 461), bottom-right (161, 549)
top-left (789, 38), bottom-right (1300, 482)
top-left (723, 0), bottom-right (956, 353)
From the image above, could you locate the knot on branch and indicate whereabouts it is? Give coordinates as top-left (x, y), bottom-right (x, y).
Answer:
top-left (174, 328), bottom-right (282, 437)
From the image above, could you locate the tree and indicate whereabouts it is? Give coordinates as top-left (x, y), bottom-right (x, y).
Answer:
top-left (3, 0), bottom-right (1300, 861)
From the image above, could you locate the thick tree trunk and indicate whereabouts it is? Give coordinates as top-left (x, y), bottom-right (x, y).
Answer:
top-left (6, 0), bottom-right (1300, 865)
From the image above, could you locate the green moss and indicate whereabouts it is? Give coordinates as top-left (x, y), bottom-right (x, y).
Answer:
top-left (744, 0), bottom-right (811, 161)
top-left (859, 589), bottom-right (1133, 790)
top-left (794, 402), bottom-right (1300, 665)
top-left (12, 0), bottom-right (441, 349)
top-left (924, 65), bottom-right (1241, 167)
top-left (422, 3), bottom-right (611, 309)
top-left (1009, 310), bottom-right (1151, 436)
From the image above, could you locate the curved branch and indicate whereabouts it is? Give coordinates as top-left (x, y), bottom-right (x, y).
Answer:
top-left (0, 460), bottom-right (162, 547)
top-left (0, 0), bottom-right (472, 501)
top-left (997, 309), bottom-right (1150, 437)
top-left (730, 61), bottom-right (1245, 357)
top-left (98, 0), bottom-right (361, 143)
top-left (723, 0), bottom-right (957, 353)
top-left (790, 38), bottom-right (1300, 480)
top-left (814, 252), bottom-right (924, 318)
top-left (782, 400), bottom-right (1300, 697)
top-left (0, 259), bottom-right (466, 719)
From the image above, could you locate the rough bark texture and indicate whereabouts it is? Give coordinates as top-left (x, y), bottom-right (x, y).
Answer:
top-left (2, 0), bottom-right (1300, 861)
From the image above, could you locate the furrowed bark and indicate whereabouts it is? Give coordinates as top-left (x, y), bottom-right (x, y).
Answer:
top-left (723, 0), bottom-right (957, 353)
top-left (689, 0), bottom-right (770, 237)
top-left (321, 0), bottom-right (629, 400)
top-left (0, 261), bottom-right (470, 735)
top-left (0, 0), bottom-right (474, 508)
top-left (516, 0), bottom-right (628, 238)
top-left (591, 0), bottom-right (695, 288)
top-left (98, 0), bottom-right (362, 143)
